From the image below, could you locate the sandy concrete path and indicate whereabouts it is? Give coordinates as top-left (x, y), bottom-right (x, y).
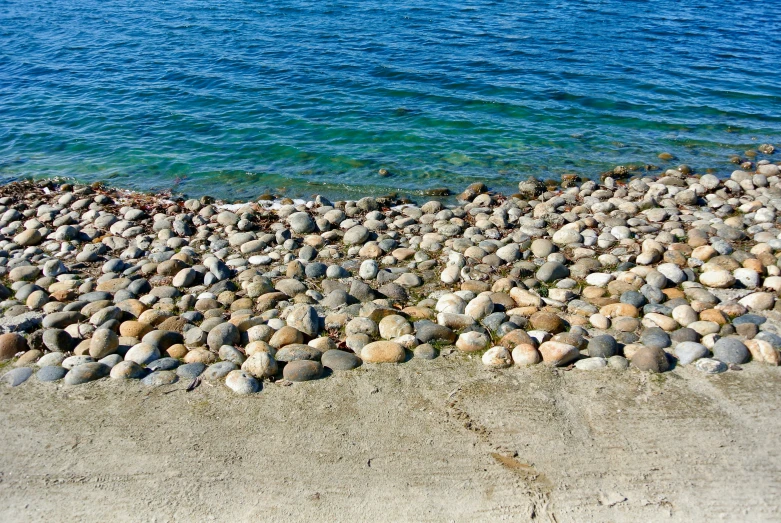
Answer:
top-left (1, 357), bottom-right (780, 522)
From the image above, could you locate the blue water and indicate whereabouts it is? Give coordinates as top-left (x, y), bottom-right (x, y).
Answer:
top-left (1, 0), bottom-right (780, 200)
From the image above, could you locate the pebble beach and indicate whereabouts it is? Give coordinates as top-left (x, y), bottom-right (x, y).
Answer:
top-left (1, 148), bottom-right (780, 393)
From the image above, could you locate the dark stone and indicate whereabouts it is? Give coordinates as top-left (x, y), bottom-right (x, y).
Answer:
top-left (64, 362), bottom-right (110, 385)
top-left (147, 357), bottom-right (180, 371)
top-left (142, 330), bottom-right (184, 351)
top-left (275, 344), bottom-right (322, 362)
top-left (732, 314), bottom-right (766, 326)
top-left (640, 328), bottom-right (671, 349)
top-left (620, 291), bottom-right (646, 308)
top-left (42, 328), bottom-right (73, 352)
top-left (413, 320), bottom-right (456, 343)
top-left (378, 283), bottom-right (408, 301)
top-left (588, 335), bottom-right (617, 358)
top-left (631, 346), bottom-right (670, 372)
top-left (536, 261), bottom-right (569, 283)
top-left (283, 360), bottom-right (323, 382)
top-left (712, 337), bottom-right (750, 364)
top-left (42, 311), bottom-right (85, 329)
top-left (321, 350), bottom-right (361, 371)
top-left (176, 362), bottom-right (206, 379)
top-left (670, 327), bottom-right (700, 344)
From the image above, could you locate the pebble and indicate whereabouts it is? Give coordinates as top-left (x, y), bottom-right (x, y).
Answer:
top-left (695, 358), bottom-right (728, 374)
top-left (64, 362), bottom-right (110, 385)
top-left (674, 342), bottom-right (709, 365)
top-left (283, 360), bottom-right (323, 382)
top-left (574, 357), bottom-right (607, 371)
top-left (712, 338), bottom-right (750, 364)
top-left (141, 370), bottom-right (178, 387)
top-left (1, 367), bottom-right (33, 387)
top-left (361, 341), bottom-right (406, 363)
top-left (225, 370), bottom-right (260, 394)
top-left (36, 365), bottom-right (68, 382)
top-left (321, 349), bottom-right (362, 370)
top-left (481, 346), bottom-right (512, 368)
top-left (631, 346), bottom-right (670, 373)
top-left (110, 361), bottom-right (145, 379)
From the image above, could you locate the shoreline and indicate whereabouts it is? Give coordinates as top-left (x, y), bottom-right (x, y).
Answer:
top-left (4, 143), bottom-right (778, 205)
top-left (0, 150), bottom-right (780, 390)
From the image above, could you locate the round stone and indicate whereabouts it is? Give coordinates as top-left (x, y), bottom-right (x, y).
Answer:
top-left (241, 352), bottom-right (278, 378)
top-left (456, 331), bottom-right (490, 353)
top-left (587, 335), bottom-right (617, 358)
top-left (124, 343), bottom-right (161, 365)
top-left (344, 225), bottom-right (370, 245)
top-left (283, 360), bottom-right (323, 382)
top-left (538, 341), bottom-right (579, 366)
top-left (110, 360), bottom-right (145, 379)
top-left (712, 337), bottom-right (750, 364)
top-left (695, 358), bottom-right (728, 374)
top-left (207, 322), bottom-right (240, 351)
top-left (640, 328), bottom-right (671, 349)
top-left (321, 349), bottom-right (362, 370)
top-left (225, 370), bottom-right (260, 394)
top-left (465, 295), bottom-right (494, 320)
top-left (0, 333), bottom-right (27, 361)
top-left (674, 342), bottom-right (709, 365)
top-left (413, 344), bottom-right (438, 360)
top-left (147, 357), bottom-right (180, 371)
top-left (379, 315), bottom-right (413, 339)
top-left (482, 346), bottom-right (512, 368)
top-left (530, 312), bottom-right (564, 333)
top-left (631, 346), bottom-right (670, 373)
top-left (42, 329), bottom-right (73, 352)
top-left (511, 344), bottom-right (541, 366)
top-left (574, 357), bottom-right (607, 371)
top-left (361, 341), bottom-right (406, 363)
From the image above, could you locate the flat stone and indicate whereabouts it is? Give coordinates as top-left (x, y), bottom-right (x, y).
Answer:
top-left (64, 362), bottom-right (110, 385)
top-left (203, 361), bottom-right (239, 381)
top-left (176, 362), bottom-right (206, 379)
top-left (695, 358), bottom-right (727, 374)
top-left (321, 349), bottom-right (362, 370)
top-left (36, 365), bottom-right (68, 382)
top-left (283, 360), bottom-right (323, 382)
top-left (141, 370), bottom-right (178, 387)
top-left (538, 341), bottom-right (578, 366)
top-left (275, 344), bottom-right (321, 363)
top-left (1, 367), bottom-right (33, 387)
top-left (574, 357), bottom-right (607, 371)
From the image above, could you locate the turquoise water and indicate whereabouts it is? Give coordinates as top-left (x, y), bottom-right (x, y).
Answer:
top-left (1, 0), bottom-right (780, 200)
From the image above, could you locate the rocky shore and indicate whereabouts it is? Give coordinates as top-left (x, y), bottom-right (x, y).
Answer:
top-left (1, 150), bottom-right (780, 393)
